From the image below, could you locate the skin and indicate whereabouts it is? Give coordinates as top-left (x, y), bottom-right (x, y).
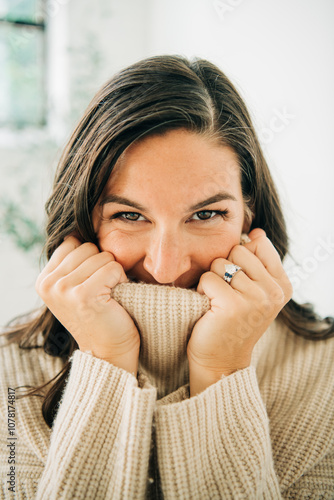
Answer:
top-left (93, 129), bottom-right (249, 288)
top-left (36, 129), bottom-right (293, 395)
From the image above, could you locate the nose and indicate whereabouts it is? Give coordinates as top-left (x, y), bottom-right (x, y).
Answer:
top-left (143, 230), bottom-right (192, 284)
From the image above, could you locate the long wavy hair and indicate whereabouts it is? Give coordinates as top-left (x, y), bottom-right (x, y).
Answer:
top-left (3, 55), bottom-right (334, 428)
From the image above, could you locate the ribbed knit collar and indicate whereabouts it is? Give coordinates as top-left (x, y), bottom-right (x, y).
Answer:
top-left (111, 281), bottom-right (210, 398)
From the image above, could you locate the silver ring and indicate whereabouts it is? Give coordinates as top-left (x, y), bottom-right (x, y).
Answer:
top-left (223, 264), bottom-right (242, 284)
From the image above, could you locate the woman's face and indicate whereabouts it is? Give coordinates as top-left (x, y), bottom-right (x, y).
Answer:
top-left (93, 128), bottom-right (251, 289)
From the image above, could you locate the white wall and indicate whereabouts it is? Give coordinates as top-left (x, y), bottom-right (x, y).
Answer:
top-left (1, 0), bottom-right (333, 327)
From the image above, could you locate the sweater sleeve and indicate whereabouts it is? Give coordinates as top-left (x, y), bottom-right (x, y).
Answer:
top-left (154, 366), bottom-right (282, 499)
top-left (0, 347), bottom-right (157, 500)
top-left (36, 350), bottom-right (157, 499)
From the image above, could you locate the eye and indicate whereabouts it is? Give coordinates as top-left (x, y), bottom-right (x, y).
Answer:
top-left (109, 212), bottom-right (145, 222)
top-left (190, 210), bottom-right (229, 221)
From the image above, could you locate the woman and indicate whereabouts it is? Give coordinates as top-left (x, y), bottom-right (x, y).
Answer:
top-left (1, 55), bottom-right (333, 499)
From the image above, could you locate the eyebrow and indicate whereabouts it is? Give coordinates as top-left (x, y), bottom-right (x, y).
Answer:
top-left (190, 192), bottom-right (237, 211)
top-left (99, 194), bottom-right (146, 211)
top-left (99, 191), bottom-right (237, 212)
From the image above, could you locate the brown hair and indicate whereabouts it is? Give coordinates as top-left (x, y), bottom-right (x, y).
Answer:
top-left (3, 55), bottom-right (334, 428)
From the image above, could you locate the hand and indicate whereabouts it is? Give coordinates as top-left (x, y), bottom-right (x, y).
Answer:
top-left (187, 228), bottom-right (293, 396)
top-left (35, 236), bottom-right (140, 375)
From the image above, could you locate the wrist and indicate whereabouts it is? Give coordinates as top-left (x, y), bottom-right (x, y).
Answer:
top-left (188, 356), bottom-right (251, 397)
top-left (188, 364), bottom-right (222, 398)
top-left (103, 350), bottom-right (139, 377)
top-left (80, 340), bottom-right (140, 377)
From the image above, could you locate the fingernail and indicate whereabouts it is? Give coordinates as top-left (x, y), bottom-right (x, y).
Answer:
top-left (240, 233), bottom-right (251, 245)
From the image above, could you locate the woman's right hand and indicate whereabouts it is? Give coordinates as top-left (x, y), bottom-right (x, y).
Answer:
top-left (35, 236), bottom-right (140, 375)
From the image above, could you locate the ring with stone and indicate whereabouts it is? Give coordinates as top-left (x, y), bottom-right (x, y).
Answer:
top-left (223, 264), bottom-right (242, 284)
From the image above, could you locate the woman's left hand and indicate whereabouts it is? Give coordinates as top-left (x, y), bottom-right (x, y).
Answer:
top-left (187, 228), bottom-right (293, 396)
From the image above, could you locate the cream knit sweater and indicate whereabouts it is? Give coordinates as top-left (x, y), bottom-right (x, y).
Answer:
top-left (0, 282), bottom-right (334, 499)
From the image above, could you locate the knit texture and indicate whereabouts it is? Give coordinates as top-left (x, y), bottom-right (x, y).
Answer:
top-left (1, 281), bottom-right (334, 499)
top-left (111, 281), bottom-right (210, 398)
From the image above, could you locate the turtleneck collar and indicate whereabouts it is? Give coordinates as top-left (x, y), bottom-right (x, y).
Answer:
top-left (111, 281), bottom-right (210, 398)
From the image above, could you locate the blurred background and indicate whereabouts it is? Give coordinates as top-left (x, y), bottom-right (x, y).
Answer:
top-left (0, 0), bottom-right (333, 326)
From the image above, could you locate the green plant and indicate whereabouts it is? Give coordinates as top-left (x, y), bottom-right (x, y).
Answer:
top-left (0, 198), bottom-right (45, 252)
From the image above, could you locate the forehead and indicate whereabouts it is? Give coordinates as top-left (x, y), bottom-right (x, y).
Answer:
top-left (105, 129), bottom-right (242, 200)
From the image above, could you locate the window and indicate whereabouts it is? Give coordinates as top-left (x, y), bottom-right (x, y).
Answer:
top-left (0, 0), bottom-right (46, 128)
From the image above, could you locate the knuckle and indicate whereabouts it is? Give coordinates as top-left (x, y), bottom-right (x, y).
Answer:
top-left (100, 251), bottom-right (116, 263)
top-left (276, 271), bottom-right (293, 304)
top-left (252, 286), bottom-right (268, 307)
top-left (54, 277), bottom-right (70, 296)
top-left (58, 237), bottom-right (81, 256)
top-left (210, 258), bottom-right (226, 273)
top-left (35, 274), bottom-right (42, 293)
top-left (258, 286), bottom-right (269, 302)
top-left (64, 234), bottom-right (81, 243)
top-left (107, 261), bottom-right (126, 280)
top-left (229, 244), bottom-right (245, 261)
top-left (282, 274), bottom-right (293, 300)
top-left (269, 282), bottom-right (285, 305)
top-left (36, 274), bottom-right (53, 297)
top-left (71, 285), bottom-right (86, 303)
top-left (105, 259), bottom-right (118, 270)
top-left (82, 242), bottom-right (99, 255)
top-left (199, 270), bottom-right (215, 284)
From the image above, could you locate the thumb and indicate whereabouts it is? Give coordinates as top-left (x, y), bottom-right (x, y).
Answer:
top-left (247, 228), bottom-right (266, 241)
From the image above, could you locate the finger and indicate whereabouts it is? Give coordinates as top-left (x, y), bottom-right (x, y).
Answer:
top-left (77, 261), bottom-right (128, 300)
top-left (229, 243), bottom-right (292, 301)
top-left (209, 258), bottom-right (251, 294)
top-left (213, 248), bottom-right (268, 284)
top-left (50, 236), bottom-right (82, 267)
top-left (36, 236), bottom-right (82, 287)
top-left (63, 230), bottom-right (82, 242)
top-left (197, 270), bottom-right (233, 299)
top-left (54, 251), bottom-right (119, 287)
top-left (207, 256), bottom-right (288, 312)
top-left (247, 228), bottom-right (266, 240)
top-left (50, 242), bottom-right (105, 280)
top-left (228, 236), bottom-right (284, 280)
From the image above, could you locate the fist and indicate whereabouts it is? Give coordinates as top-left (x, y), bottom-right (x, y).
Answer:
top-left (187, 229), bottom-right (293, 394)
top-left (35, 236), bottom-right (140, 374)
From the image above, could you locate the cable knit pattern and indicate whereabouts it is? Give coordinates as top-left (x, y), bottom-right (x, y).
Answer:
top-left (0, 281), bottom-right (333, 499)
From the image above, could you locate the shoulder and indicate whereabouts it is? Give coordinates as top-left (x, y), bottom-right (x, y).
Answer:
top-left (255, 319), bottom-right (334, 369)
top-left (0, 335), bottom-right (64, 410)
top-left (253, 321), bottom-right (334, 488)
top-left (253, 319), bottom-right (334, 405)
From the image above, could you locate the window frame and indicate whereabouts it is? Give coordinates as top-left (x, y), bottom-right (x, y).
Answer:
top-left (0, 1), bottom-right (70, 147)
